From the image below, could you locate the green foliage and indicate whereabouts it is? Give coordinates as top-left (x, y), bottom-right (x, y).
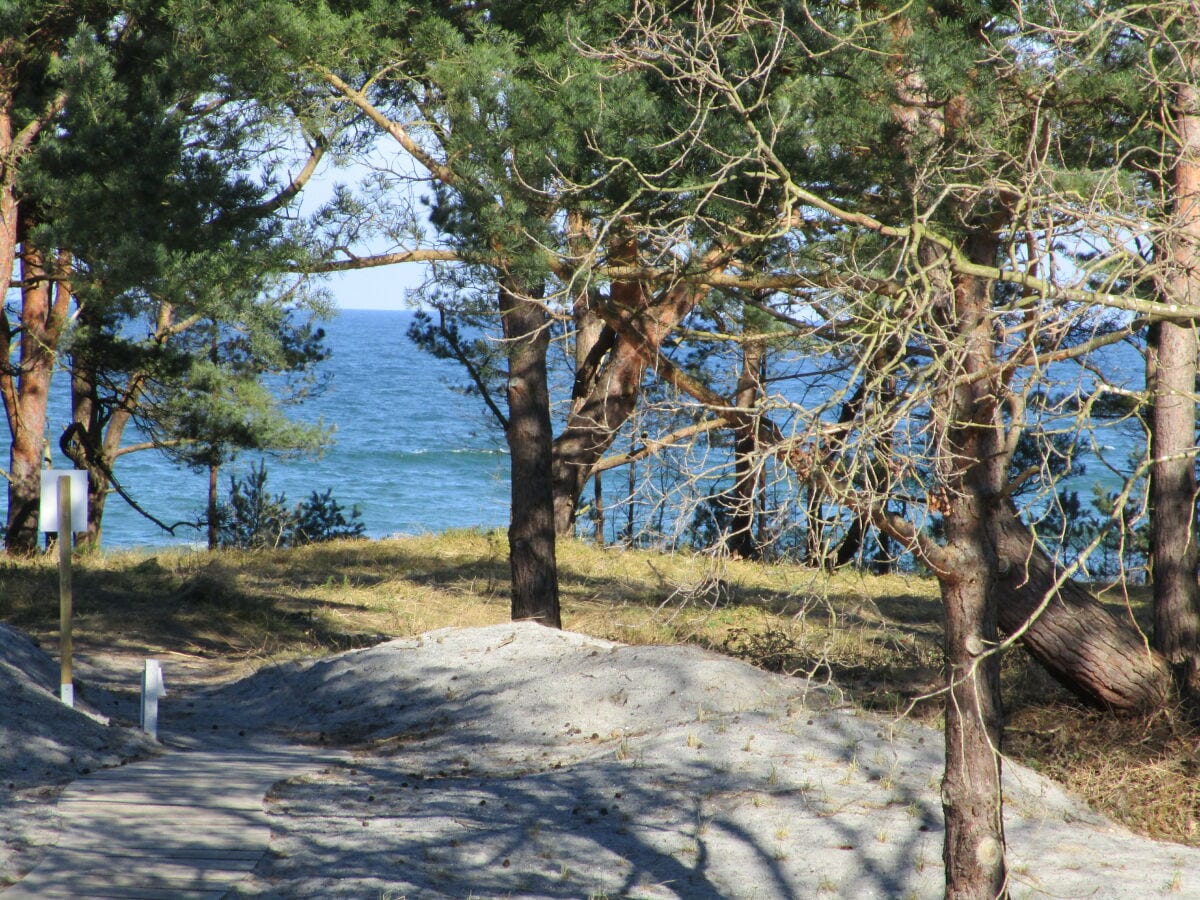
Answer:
top-left (3, 1), bottom-right (338, 546)
top-left (292, 488), bottom-right (368, 546)
top-left (214, 462), bottom-right (365, 550)
top-left (215, 463), bottom-right (291, 550)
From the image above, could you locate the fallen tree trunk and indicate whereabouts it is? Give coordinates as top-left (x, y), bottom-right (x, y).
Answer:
top-left (992, 507), bottom-right (1171, 712)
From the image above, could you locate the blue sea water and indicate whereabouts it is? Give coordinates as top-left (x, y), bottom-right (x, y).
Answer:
top-left (16, 309), bottom-right (512, 549)
top-left (3, 307), bottom-right (1150, 552)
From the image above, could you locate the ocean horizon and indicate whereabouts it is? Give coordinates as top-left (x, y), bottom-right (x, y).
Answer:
top-left (2, 307), bottom-right (1148, 554)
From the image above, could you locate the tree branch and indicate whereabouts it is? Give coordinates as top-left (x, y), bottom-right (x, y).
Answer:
top-left (313, 65), bottom-right (457, 187)
top-left (251, 129), bottom-right (328, 217)
top-left (299, 248), bottom-right (460, 273)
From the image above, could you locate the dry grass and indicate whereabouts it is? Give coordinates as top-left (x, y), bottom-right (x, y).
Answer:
top-left (2, 528), bottom-right (1197, 845)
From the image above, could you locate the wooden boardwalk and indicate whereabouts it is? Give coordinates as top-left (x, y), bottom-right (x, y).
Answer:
top-left (2, 747), bottom-right (326, 899)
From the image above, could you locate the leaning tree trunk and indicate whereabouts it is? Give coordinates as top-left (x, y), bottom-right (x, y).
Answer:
top-left (993, 504), bottom-right (1173, 710)
top-left (61, 343), bottom-right (110, 550)
top-left (552, 289), bottom-right (615, 534)
top-left (499, 278), bottom-right (561, 628)
top-left (551, 245), bottom-right (708, 535)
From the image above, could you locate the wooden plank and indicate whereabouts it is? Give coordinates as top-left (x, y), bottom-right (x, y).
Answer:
top-left (33, 846), bottom-right (262, 874)
top-left (45, 846), bottom-right (264, 863)
top-left (59, 794), bottom-right (267, 812)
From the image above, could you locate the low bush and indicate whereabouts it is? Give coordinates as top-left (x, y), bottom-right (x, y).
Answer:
top-left (214, 462), bottom-right (366, 549)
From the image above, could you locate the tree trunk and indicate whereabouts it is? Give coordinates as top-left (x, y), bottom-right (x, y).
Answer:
top-left (804, 482), bottom-right (826, 567)
top-left (552, 294), bottom-right (614, 533)
top-left (923, 234), bottom-right (1007, 899)
top-left (0, 90), bottom-right (22, 538)
top-left (551, 244), bottom-right (705, 535)
top-left (826, 379), bottom-right (871, 569)
top-left (941, 502), bottom-right (1006, 900)
top-left (726, 338), bottom-right (764, 559)
top-left (499, 278), bottom-right (560, 627)
top-left (592, 471), bottom-right (605, 546)
top-left (62, 345), bottom-right (108, 550)
top-left (208, 464), bottom-right (220, 550)
top-left (833, 514), bottom-right (867, 568)
top-left (625, 440), bottom-right (636, 542)
top-left (1149, 71), bottom-right (1200, 695)
top-left (0, 88), bottom-right (17, 306)
top-left (992, 506), bottom-right (1172, 709)
top-left (4, 209), bottom-right (70, 554)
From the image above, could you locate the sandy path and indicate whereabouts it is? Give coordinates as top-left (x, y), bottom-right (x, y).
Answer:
top-left (3, 621), bottom-right (1199, 898)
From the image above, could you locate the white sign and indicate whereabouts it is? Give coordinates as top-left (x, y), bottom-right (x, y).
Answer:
top-left (39, 470), bottom-right (88, 532)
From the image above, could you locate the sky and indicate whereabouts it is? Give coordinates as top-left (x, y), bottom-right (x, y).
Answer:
top-left (324, 259), bottom-right (429, 311)
top-left (303, 147), bottom-right (436, 312)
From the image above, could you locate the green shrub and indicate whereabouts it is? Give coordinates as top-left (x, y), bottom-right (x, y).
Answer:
top-left (215, 462), bottom-right (365, 549)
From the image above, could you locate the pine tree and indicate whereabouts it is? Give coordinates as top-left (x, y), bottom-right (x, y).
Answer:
top-left (3, 2), bottom-right (332, 551)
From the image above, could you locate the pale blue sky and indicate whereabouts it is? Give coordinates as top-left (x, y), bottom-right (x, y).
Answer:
top-left (302, 152), bottom-right (434, 312)
top-left (326, 260), bottom-right (428, 311)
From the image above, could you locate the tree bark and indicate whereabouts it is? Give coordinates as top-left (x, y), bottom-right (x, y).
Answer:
top-left (592, 471), bottom-right (605, 546)
top-left (940, 511), bottom-right (1006, 900)
top-left (1149, 70), bottom-right (1200, 695)
top-left (208, 464), bottom-right (220, 550)
top-left (551, 243), bottom-right (707, 534)
top-left (61, 339), bottom-right (109, 550)
top-left (993, 505), bottom-right (1172, 709)
top-left (0, 88), bottom-right (16, 301)
top-left (804, 482), bottom-right (827, 566)
top-left (834, 515), bottom-right (867, 568)
top-left (0, 89), bottom-right (20, 530)
top-left (922, 233), bottom-right (1007, 900)
top-left (551, 287), bottom-right (615, 533)
top-left (4, 208), bottom-right (70, 554)
top-left (499, 278), bottom-right (560, 627)
top-left (726, 338), bottom-right (764, 559)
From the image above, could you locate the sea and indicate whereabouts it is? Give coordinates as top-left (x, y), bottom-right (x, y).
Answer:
top-left (3, 308), bottom-right (1149, 552)
top-left (13, 309), bottom-right (512, 550)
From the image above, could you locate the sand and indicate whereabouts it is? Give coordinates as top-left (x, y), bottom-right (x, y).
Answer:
top-left (2, 620), bottom-right (1199, 898)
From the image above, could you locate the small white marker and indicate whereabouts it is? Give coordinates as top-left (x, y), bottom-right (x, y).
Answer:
top-left (140, 659), bottom-right (167, 740)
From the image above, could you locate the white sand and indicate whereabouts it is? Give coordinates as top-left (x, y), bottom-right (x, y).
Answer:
top-left (3, 620), bottom-right (1198, 898)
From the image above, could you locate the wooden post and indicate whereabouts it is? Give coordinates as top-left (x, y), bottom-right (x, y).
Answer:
top-left (58, 474), bottom-right (74, 707)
